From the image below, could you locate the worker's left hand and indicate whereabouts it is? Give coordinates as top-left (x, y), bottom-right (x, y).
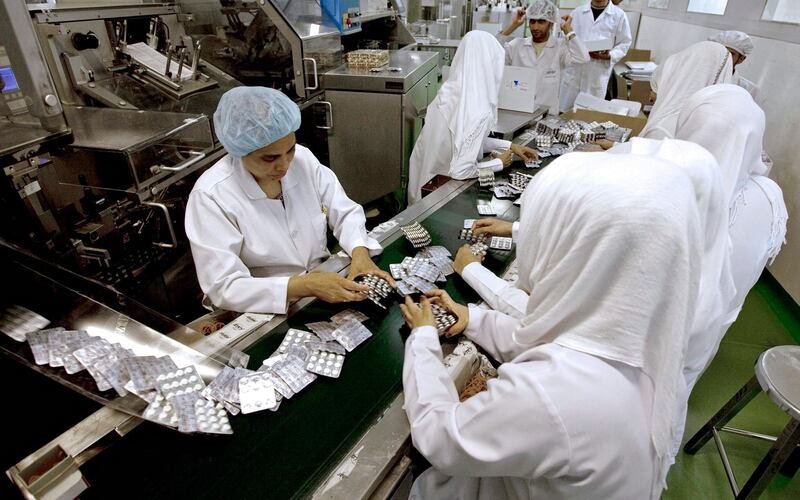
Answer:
top-left (400, 296), bottom-right (436, 330)
top-left (589, 50), bottom-right (611, 60)
top-left (496, 149), bottom-right (514, 168)
top-left (348, 247), bottom-right (396, 286)
top-left (453, 244), bottom-right (484, 275)
top-left (425, 289), bottom-right (469, 337)
top-left (510, 143), bottom-right (540, 162)
top-left (560, 15), bottom-right (573, 34)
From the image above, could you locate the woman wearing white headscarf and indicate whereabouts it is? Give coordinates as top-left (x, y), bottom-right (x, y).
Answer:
top-left (408, 31), bottom-right (538, 204)
top-left (400, 151), bottom-right (716, 499)
top-left (641, 41), bottom-right (733, 140)
top-left (675, 84), bottom-right (787, 390)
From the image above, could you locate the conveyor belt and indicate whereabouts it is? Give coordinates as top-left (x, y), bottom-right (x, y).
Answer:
top-left (78, 170), bottom-right (532, 499)
top-left (4, 158), bottom-right (548, 499)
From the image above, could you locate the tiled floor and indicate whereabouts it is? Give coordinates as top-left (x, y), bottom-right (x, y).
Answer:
top-left (664, 277), bottom-right (800, 498)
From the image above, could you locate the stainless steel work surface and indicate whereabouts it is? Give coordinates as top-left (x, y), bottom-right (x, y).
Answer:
top-left (493, 106), bottom-right (548, 140)
top-left (322, 51), bottom-right (439, 93)
top-left (63, 106), bottom-right (205, 152)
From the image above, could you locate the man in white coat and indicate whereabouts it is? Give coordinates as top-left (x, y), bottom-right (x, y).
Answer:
top-left (559, 0), bottom-right (632, 111)
top-left (185, 87), bottom-right (392, 314)
top-left (496, 0), bottom-right (589, 116)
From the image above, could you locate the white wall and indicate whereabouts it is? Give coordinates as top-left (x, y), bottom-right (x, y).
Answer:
top-left (635, 11), bottom-right (800, 302)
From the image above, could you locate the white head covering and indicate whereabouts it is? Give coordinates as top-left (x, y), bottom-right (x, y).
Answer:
top-left (675, 84), bottom-right (768, 225)
top-left (708, 30), bottom-right (754, 57)
top-left (434, 30), bottom-right (505, 161)
top-left (512, 152), bottom-right (712, 496)
top-left (526, 0), bottom-right (558, 24)
top-left (607, 137), bottom-right (735, 456)
top-left (641, 41), bottom-right (733, 139)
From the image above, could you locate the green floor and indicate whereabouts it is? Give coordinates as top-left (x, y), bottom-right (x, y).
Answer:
top-left (665, 274), bottom-right (800, 499)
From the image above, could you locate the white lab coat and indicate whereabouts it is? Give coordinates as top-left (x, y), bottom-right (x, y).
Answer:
top-left (408, 103), bottom-right (511, 204)
top-left (404, 325), bottom-right (656, 500)
top-left (184, 145), bottom-right (381, 314)
top-left (728, 176), bottom-right (787, 318)
top-left (559, 2), bottom-right (631, 111)
top-left (496, 32), bottom-right (589, 116)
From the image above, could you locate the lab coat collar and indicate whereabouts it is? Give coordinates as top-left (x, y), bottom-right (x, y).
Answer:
top-left (232, 155), bottom-right (298, 200)
top-left (524, 34), bottom-right (558, 49)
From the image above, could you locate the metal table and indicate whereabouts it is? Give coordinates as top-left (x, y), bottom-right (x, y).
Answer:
top-left (493, 106), bottom-right (549, 141)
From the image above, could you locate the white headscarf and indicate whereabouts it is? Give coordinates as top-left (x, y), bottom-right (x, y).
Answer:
top-left (434, 30), bottom-right (505, 161)
top-left (641, 41), bottom-right (733, 139)
top-left (675, 84), bottom-right (768, 224)
top-left (511, 152), bottom-right (714, 495)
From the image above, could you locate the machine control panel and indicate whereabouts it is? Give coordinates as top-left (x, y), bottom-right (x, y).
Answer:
top-left (0, 46), bottom-right (28, 115)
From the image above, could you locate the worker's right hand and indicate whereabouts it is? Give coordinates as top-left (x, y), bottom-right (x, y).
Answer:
top-left (453, 244), bottom-right (484, 275)
top-left (472, 218), bottom-right (514, 238)
top-left (400, 296), bottom-right (436, 330)
top-left (592, 139), bottom-right (616, 151)
top-left (424, 289), bottom-right (469, 337)
top-left (497, 149), bottom-right (514, 168)
top-left (288, 272), bottom-right (369, 303)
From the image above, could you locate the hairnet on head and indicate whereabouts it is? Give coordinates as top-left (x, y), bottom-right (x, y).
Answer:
top-left (526, 0), bottom-right (558, 25)
top-left (708, 31), bottom-right (754, 57)
top-left (213, 86), bottom-right (301, 157)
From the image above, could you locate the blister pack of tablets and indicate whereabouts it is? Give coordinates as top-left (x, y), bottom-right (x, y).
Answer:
top-left (489, 236), bottom-right (513, 251)
top-left (331, 318), bottom-right (373, 352)
top-left (431, 304), bottom-right (458, 335)
top-left (355, 274), bottom-right (394, 309)
top-left (400, 222), bottom-right (432, 248)
top-left (238, 372), bottom-right (277, 413)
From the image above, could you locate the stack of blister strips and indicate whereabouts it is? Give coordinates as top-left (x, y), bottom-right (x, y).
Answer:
top-left (354, 273), bottom-right (393, 309)
top-left (346, 49), bottom-right (389, 69)
top-left (458, 228), bottom-right (488, 245)
top-left (431, 304), bottom-right (458, 336)
top-left (509, 172), bottom-right (535, 191)
top-left (391, 246), bottom-right (455, 296)
top-left (477, 168), bottom-right (495, 188)
top-left (400, 221), bottom-right (432, 248)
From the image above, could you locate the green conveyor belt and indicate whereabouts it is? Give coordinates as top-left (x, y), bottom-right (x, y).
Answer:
top-left (77, 163), bottom-right (540, 500)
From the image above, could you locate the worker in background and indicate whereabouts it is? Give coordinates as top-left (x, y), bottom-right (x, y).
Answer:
top-left (640, 41), bottom-right (732, 139)
top-left (708, 31), bottom-right (760, 104)
top-left (400, 152), bottom-right (717, 499)
top-left (496, 0), bottom-right (589, 116)
top-left (559, 0), bottom-right (631, 112)
top-left (408, 30), bottom-right (539, 205)
top-left (185, 87), bottom-right (393, 314)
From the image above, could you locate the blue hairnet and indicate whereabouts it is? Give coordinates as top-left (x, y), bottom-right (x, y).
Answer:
top-left (213, 87), bottom-right (301, 157)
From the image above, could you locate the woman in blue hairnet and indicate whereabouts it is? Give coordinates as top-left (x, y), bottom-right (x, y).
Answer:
top-left (185, 87), bottom-right (391, 314)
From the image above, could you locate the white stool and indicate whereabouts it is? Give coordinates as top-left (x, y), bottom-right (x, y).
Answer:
top-left (684, 345), bottom-right (800, 498)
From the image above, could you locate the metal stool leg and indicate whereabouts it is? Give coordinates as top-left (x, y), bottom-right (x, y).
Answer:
top-left (736, 418), bottom-right (800, 499)
top-left (684, 376), bottom-right (762, 455)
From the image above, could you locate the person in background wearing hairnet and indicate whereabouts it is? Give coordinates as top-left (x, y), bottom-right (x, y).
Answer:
top-left (185, 87), bottom-right (392, 314)
top-left (708, 30), bottom-right (760, 104)
top-left (559, 0), bottom-right (631, 112)
top-left (496, 0), bottom-right (589, 116)
top-left (707, 30), bottom-right (775, 172)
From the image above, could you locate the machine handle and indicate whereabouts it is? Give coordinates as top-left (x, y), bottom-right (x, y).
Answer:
top-left (303, 57), bottom-right (319, 90)
top-left (317, 101), bottom-right (333, 130)
top-left (142, 202), bottom-right (178, 249)
top-left (151, 151), bottom-right (206, 173)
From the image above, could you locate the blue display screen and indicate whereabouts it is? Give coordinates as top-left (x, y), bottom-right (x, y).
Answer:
top-left (0, 66), bottom-right (20, 93)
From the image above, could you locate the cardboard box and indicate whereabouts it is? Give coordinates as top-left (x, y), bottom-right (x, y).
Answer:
top-left (560, 108), bottom-right (648, 137)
